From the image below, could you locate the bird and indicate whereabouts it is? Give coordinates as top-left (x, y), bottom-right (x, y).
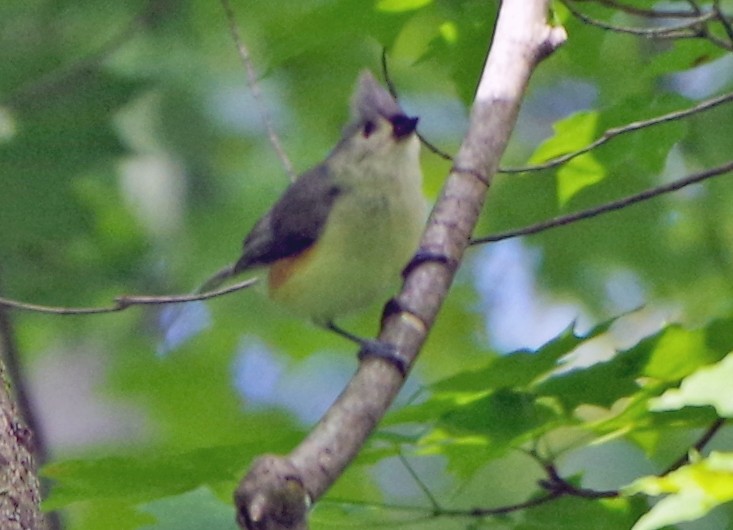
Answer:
top-left (203, 70), bottom-right (426, 362)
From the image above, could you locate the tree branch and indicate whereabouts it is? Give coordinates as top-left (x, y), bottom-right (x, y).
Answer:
top-left (0, 315), bottom-right (47, 529)
top-left (233, 1), bottom-right (567, 528)
top-left (472, 160), bottom-right (733, 244)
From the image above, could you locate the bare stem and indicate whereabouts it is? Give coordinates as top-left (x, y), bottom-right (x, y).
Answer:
top-left (500, 92), bottom-right (733, 174)
top-left (0, 278), bottom-right (258, 316)
top-left (219, 0), bottom-right (295, 181)
top-left (473, 160), bottom-right (733, 244)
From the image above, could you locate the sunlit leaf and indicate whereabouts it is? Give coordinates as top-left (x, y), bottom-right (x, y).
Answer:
top-left (556, 153), bottom-right (606, 206)
top-left (650, 352), bottom-right (733, 417)
top-left (529, 111), bottom-right (599, 164)
top-left (376, 0), bottom-right (433, 13)
top-left (626, 452), bottom-right (733, 530)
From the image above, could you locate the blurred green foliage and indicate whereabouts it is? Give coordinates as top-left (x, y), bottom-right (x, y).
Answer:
top-left (1, 0), bottom-right (733, 529)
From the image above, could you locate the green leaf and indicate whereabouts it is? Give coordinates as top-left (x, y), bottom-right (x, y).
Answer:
top-left (376, 0), bottom-right (433, 13)
top-left (645, 323), bottom-right (729, 381)
top-left (626, 452), bottom-right (733, 530)
top-left (42, 446), bottom-right (249, 510)
top-left (651, 38), bottom-right (728, 76)
top-left (528, 111), bottom-right (606, 204)
top-left (517, 493), bottom-right (646, 530)
top-left (650, 352), bottom-right (733, 417)
top-left (431, 317), bottom-right (617, 394)
top-left (419, 0), bottom-right (497, 105)
top-left (529, 110), bottom-right (599, 164)
top-left (138, 487), bottom-right (238, 530)
top-left (537, 319), bottom-right (733, 412)
top-left (438, 388), bottom-right (557, 440)
top-left (556, 153), bottom-right (605, 206)
top-left (535, 345), bottom-right (646, 411)
top-left (264, 0), bottom-right (409, 66)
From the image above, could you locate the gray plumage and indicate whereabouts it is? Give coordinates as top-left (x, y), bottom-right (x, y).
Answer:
top-left (233, 165), bottom-right (342, 272)
top-left (233, 70), bottom-right (414, 274)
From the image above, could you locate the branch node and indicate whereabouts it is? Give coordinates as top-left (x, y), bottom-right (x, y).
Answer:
top-left (235, 455), bottom-right (310, 530)
top-left (537, 26), bottom-right (568, 60)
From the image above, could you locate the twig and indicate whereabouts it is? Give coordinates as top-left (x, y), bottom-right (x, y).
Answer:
top-left (472, 160), bottom-right (733, 245)
top-left (459, 491), bottom-right (563, 517)
top-left (574, 0), bottom-right (733, 52)
top-left (683, 0), bottom-right (703, 16)
top-left (661, 418), bottom-right (726, 475)
top-left (563, 0), bottom-right (716, 38)
top-left (398, 452), bottom-right (441, 512)
top-left (380, 50), bottom-right (453, 162)
top-left (381, 50), bottom-right (399, 100)
top-left (500, 91), bottom-right (733, 174)
top-left (539, 462), bottom-right (618, 499)
top-left (593, 0), bottom-right (700, 19)
top-left (323, 489), bottom-right (562, 519)
top-left (323, 445), bottom-right (626, 522)
top-left (219, 0), bottom-right (295, 181)
top-left (0, 277), bottom-right (258, 316)
top-left (713, 0), bottom-right (733, 45)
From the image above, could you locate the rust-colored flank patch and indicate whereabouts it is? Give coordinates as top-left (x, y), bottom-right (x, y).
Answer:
top-left (268, 243), bottom-right (319, 294)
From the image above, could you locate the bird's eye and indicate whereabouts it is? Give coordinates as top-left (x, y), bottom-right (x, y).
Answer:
top-left (362, 120), bottom-right (376, 138)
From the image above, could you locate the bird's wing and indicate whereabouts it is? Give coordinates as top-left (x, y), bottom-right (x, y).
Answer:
top-left (233, 164), bottom-right (342, 272)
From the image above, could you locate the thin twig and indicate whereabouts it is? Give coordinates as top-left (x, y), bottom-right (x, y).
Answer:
top-left (398, 452), bottom-right (441, 512)
top-left (683, 0), bottom-right (703, 16)
top-left (712, 0), bottom-right (733, 45)
top-left (380, 49), bottom-right (453, 161)
top-left (0, 277), bottom-right (258, 316)
top-left (689, 0), bottom-right (733, 50)
top-left (593, 0), bottom-right (700, 19)
top-left (381, 50), bottom-right (399, 100)
top-left (570, 0), bottom-right (733, 51)
top-left (460, 491), bottom-right (563, 516)
top-left (322, 489), bottom-right (560, 518)
top-left (472, 160), bottom-right (733, 245)
top-left (564, 0), bottom-right (716, 38)
top-left (500, 91), bottom-right (733, 174)
top-left (219, 0), bottom-right (295, 181)
top-left (661, 418), bottom-right (726, 475)
top-left (328, 416), bottom-right (726, 521)
top-left (540, 462), bottom-right (618, 499)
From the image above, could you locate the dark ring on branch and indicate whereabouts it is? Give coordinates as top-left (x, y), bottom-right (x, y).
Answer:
top-left (451, 165), bottom-right (490, 187)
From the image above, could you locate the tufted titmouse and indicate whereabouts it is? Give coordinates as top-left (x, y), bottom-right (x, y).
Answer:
top-left (206, 70), bottom-right (426, 357)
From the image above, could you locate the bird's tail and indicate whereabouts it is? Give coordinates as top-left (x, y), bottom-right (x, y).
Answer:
top-left (195, 264), bottom-right (237, 294)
